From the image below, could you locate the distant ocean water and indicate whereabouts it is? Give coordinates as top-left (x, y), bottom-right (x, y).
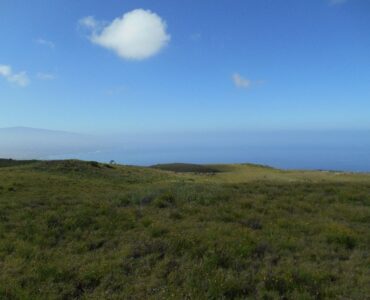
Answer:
top-left (48, 143), bottom-right (370, 172)
top-left (2, 129), bottom-right (364, 172)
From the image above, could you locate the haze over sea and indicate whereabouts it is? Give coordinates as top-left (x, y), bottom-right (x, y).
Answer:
top-left (46, 130), bottom-right (370, 172)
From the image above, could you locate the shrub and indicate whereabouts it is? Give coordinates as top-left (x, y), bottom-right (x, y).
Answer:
top-left (326, 224), bottom-right (357, 250)
top-left (153, 192), bottom-right (176, 208)
top-left (240, 218), bottom-right (263, 230)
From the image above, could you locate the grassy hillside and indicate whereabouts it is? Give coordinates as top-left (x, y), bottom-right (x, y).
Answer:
top-left (151, 163), bottom-right (220, 173)
top-left (0, 159), bottom-right (38, 168)
top-left (0, 160), bottom-right (369, 299)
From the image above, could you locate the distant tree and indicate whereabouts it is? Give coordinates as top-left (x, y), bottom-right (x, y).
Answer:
top-left (110, 160), bottom-right (116, 165)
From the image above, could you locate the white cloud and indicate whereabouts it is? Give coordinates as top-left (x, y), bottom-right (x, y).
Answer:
top-left (232, 73), bottom-right (264, 90)
top-left (36, 38), bottom-right (55, 48)
top-left (0, 65), bottom-right (11, 77)
top-left (80, 9), bottom-right (170, 60)
top-left (329, 0), bottom-right (347, 5)
top-left (0, 65), bottom-right (30, 87)
top-left (79, 16), bottom-right (99, 30)
top-left (8, 72), bottom-right (29, 87)
top-left (233, 73), bottom-right (252, 89)
top-left (37, 72), bottom-right (56, 80)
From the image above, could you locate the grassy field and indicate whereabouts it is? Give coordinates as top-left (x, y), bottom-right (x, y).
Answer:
top-left (0, 160), bottom-right (369, 299)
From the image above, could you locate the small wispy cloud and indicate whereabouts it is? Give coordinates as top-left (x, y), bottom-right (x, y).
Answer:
top-left (0, 65), bottom-right (30, 87)
top-left (8, 72), bottom-right (29, 87)
top-left (79, 16), bottom-right (100, 30)
top-left (329, 0), bottom-right (347, 5)
top-left (0, 65), bottom-right (11, 77)
top-left (37, 72), bottom-right (56, 80)
top-left (35, 38), bottom-right (55, 49)
top-left (232, 73), bottom-right (264, 90)
top-left (233, 73), bottom-right (252, 89)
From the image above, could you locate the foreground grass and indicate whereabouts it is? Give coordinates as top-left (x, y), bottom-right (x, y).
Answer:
top-left (0, 160), bottom-right (369, 299)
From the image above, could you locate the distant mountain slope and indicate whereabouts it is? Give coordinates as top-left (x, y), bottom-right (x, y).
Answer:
top-left (0, 127), bottom-right (101, 159)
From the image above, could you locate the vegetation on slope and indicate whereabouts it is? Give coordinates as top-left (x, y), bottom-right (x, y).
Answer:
top-left (0, 159), bottom-right (38, 168)
top-left (151, 163), bottom-right (220, 173)
top-left (0, 160), bottom-right (369, 299)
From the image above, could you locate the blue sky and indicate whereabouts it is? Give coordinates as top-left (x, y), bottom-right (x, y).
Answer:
top-left (1, 0), bottom-right (370, 134)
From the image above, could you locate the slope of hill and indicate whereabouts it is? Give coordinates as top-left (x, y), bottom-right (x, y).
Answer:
top-left (0, 160), bottom-right (369, 299)
top-left (151, 163), bottom-right (220, 173)
top-left (0, 158), bottom-right (39, 168)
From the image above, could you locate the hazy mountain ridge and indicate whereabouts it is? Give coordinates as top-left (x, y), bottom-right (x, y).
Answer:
top-left (0, 127), bottom-right (102, 159)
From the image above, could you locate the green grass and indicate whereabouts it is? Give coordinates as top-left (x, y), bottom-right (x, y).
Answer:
top-left (0, 160), bottom-right (369, 299)
top-left (151, 163), bottom-right (220, 173)
top-left (0, 159), bottom-right (38, 168)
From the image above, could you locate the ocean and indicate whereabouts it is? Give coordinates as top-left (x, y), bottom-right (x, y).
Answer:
top-left (47, 130), bottom-right (370, 172)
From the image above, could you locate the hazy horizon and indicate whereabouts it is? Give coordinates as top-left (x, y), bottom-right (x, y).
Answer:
top-left (1, 0), bottom-right (370, 171)
top-left (1, 126), bottom-right (369, 172)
